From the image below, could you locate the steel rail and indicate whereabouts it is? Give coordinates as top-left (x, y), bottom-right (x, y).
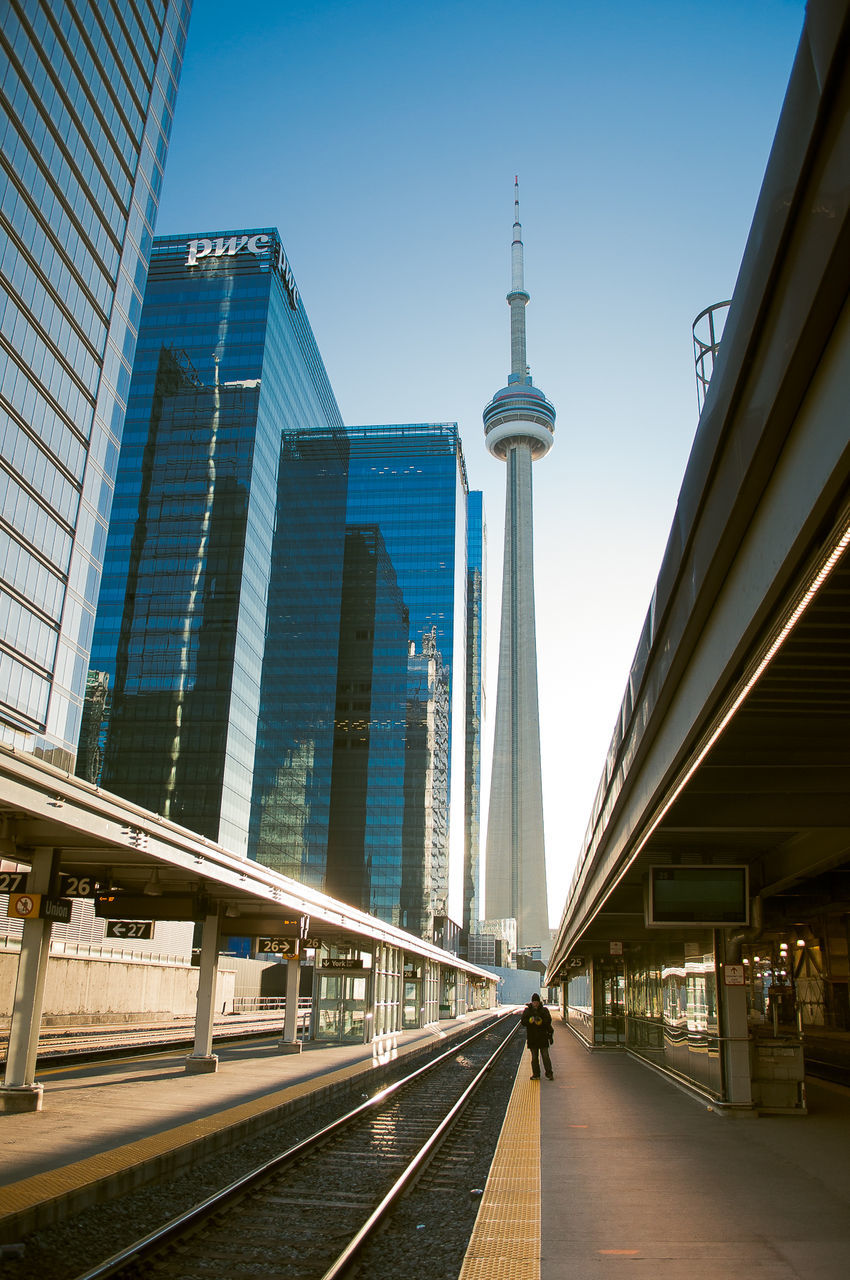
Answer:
top-left (319, 1015), bottom-right (520, 1280)
top-left (70, 1011), bottom-right (516, 1280)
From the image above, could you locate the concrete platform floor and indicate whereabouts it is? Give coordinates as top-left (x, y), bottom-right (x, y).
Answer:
top-left (0, 1011), bottom-right (498, 1240)
top-left (540, 1020), bottom-right (850, 1280)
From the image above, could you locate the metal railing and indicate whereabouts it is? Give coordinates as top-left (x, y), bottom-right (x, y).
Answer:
top-left (230, 996), bottom-right (313, 1014)
top-left (0, 933), bottom-right (191, 966)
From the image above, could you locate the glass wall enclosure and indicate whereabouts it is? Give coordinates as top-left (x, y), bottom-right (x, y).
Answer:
top-left (312, 950), bottom-right (481, 1040)
top-left (424, 960), bottom-right (441, 1025)
top-left (372, 942), bottom-right (402, 1038)
top-left (403, 957), bottom-right (423, 1029)
top-left (441, 969), bottom-right (457, 1018)
top-left (564, 966), bottom-right (593, 1041)
top-left (564, 936), bottom-right (722, 1098)
top-left (465, 976), bottom-right (492, 1011)
top-left (626, 936), bottom-right (721, 1097)
top-left (564, 961), bottom-right (624, 1045)
top-left (314, 949), bottom-right (372, 1043)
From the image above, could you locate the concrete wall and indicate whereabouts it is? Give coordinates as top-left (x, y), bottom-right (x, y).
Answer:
top-left (0, 951), bottom-right (236, 1024)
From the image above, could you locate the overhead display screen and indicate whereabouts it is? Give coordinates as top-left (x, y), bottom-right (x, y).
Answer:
top-left (647, 865), bottom-right (749, 927)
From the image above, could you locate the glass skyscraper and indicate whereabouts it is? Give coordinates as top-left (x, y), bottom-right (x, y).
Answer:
top-left (0, 0), bottom-right (192, 769)
top-left (84, 229), bottom-right (348, 858)
top-left (464, 489), bottom-right (486, 945)
top-left (345, 424), bottom-right (470, 934)
top-left (284, 423), bottom-right (476, 937)
top-left (84, 251), bottom-right (482, 941)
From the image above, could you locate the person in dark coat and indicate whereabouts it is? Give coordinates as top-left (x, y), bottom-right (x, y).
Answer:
top-left (521, 992), bottom-right (554, 1079)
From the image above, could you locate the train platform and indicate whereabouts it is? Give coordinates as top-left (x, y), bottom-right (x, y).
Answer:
top-left (462, 1017), bottom-right (850, 1280)
top-left (0, 1007), bottom-right (498, 1244)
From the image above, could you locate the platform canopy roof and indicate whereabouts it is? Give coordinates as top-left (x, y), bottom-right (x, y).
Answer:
top-left (0, 744), bottom-right (494, 982)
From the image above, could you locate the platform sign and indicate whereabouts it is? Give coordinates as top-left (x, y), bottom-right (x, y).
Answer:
top-left (6, 893), bottom-right (71, 923)
top-left (303, 937), bottom-right (322, 950)
top-left (42, 896), bottom-right (72, 923)
top-left (58, 873), bottom-right (99, 898)
top-left (321, 958), bottom-right (364, 970)
top-left (106, 920), bottom-right (155, 940)
top-left (7, 892), bottom-right (39, 919)
top-left (95, 893), bottom-right (201, 921)
top-left (0, 870), bottom-right (28, 894)
top-left (256, 936), bottom-right (299, 956)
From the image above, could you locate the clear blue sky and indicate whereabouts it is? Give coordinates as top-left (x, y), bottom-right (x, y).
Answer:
top-left (156, 0), bottom-right (806, 927)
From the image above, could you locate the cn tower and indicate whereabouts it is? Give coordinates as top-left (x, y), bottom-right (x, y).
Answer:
top-left (483, 179), bottom-right (554, 951)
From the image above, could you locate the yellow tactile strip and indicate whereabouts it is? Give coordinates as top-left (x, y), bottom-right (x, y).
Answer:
top-left (0, 1023), bottom-right (484, 1240)
top-left (0, 1070), bottom-right (350, 1238)
top-left (458, 1056), bottom-right (540, 1280)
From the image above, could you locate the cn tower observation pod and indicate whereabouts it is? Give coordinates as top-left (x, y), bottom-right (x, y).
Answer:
top-left (483, 380), bottom-right (556, 461)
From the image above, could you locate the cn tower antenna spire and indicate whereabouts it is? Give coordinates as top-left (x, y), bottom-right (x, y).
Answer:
top-left (508, 176), bottom-right (530, 383)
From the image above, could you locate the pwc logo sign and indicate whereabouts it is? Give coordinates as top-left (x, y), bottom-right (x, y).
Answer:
top-left (185, 233), bottom-right (299, 310)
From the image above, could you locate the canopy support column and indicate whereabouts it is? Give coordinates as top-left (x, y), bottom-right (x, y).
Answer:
top-left (279, 952), bottom-right (302, 1053)
top-left (1, 848), bottom-right (59, 1112)
top-left (186, 910), bottom-right (221, 1073)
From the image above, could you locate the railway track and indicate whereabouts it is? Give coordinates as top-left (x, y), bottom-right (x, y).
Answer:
top-left (806, 1057), bottom-right (850, 1088)
top-left (69, 1014), bottom-right (522, 1280)
top-left (0, 1011), bottom-right (306, 1065)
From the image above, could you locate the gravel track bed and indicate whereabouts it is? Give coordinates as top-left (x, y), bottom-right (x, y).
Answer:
top-left (3, 1020), bottom-right (521, 1280)
top-left (348, 1031), bottom-right (525, 1280)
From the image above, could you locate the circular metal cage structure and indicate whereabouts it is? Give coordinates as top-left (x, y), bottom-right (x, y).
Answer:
top-left (693, 300), bottom-right (731, 413)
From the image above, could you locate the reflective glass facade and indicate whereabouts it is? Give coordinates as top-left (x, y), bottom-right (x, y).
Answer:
top-left (464, 490), bottom-right (485, 945)
top-left (0, 0), bottom-right (192, 769)
top-left (402, 629), bottom-right (449, 936)
top-left (273, 422), bottom-right (473, 937)
top-left (325, 526), bottom-right (409, 918)
top-left (344, 425), bottom-right (470, 936)
top-left (248, 424), bottom-right (348, 878)
top-left (83, 229), bottom-right (347, 857)
top-left (345, 425), bottom-right (470, 933)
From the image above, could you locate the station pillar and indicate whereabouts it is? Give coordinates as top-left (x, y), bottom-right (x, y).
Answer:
top-left (278, 953), bottom-right (302, 1053)
top-left (720, 936), bottom-right (753, 1107)
top-left (1, 848), bottom-right (59, 1112)
top-left (186, 910), bottom-right (221, 1073)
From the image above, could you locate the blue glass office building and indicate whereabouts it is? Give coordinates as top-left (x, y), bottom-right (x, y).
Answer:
top-left (283, 423), bottom-right (473, 933)
top-left (248, 422), bottom-right (349, 878)
top-left (344, 424), bottom-right (472, 931)
top-left (0, 0), bottom-right (192, 769)
top-left (85, 250), bottom-right (481, 939)
top-left (326, 525), bottom-right (409, 918)
top-left (464, 490), bottom-right (486, 944)
top-left (84, 229), bottom-right (348, 857)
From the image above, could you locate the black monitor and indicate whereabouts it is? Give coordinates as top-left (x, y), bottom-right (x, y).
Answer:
top-left (646, 865), bottom-right (749, 927)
